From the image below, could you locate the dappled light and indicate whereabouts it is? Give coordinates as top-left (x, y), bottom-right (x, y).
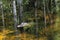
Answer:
top-left (0, 0), bottom-right (60, 40)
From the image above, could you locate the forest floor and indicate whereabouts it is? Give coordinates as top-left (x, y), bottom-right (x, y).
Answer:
top-left (0, 29), bottom-right (48, 40)
top-left (0, 19), bottom-right (60, 40)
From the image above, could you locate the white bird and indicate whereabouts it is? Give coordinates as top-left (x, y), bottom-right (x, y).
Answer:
top-left (17, 22), bottom-right (28, 32)
top-left (17, 22), bottom-right (35, 30)
top-left (17, 22), bottom-right (35, 27)
top-left (17, 22), bottom-right (30, 27)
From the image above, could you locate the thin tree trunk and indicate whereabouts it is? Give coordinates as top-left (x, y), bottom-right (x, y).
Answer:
top-left (13, 0), bottom-right (18, 34)
top-left (34, 0), bottom-right (39, 38)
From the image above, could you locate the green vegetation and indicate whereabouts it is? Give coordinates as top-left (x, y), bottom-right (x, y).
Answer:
top-left (0, 0), bottom-right (60, 40)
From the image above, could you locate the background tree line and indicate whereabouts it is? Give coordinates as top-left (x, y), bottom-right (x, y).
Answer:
top-left (0, 0), bottom-right (60, 40)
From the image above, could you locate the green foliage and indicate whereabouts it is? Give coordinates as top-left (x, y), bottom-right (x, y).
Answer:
top-left (0, 0), bottom-right (58, 40)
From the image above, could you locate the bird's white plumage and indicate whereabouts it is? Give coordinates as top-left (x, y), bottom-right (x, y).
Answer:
top-left (17, 22), bottom-right (29, 27)
top-left (17, 22), bottom-right (35, 28)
